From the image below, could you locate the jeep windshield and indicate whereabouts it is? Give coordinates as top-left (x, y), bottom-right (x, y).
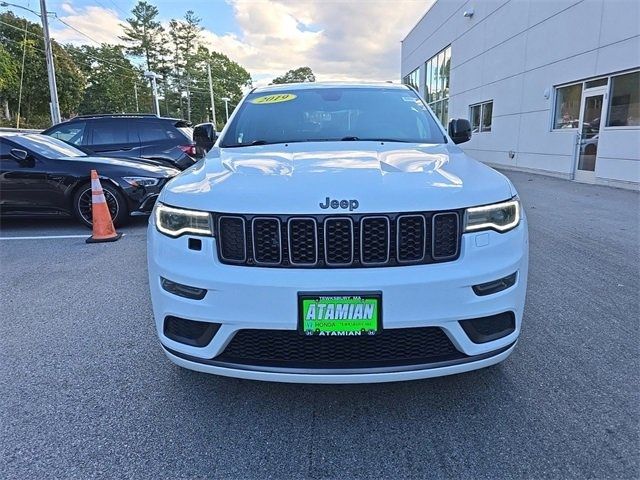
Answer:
top-left (220, 87), bottom-right (447, 148)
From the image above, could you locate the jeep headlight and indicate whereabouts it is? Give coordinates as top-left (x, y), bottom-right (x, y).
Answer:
top-left (155, 203), bottom-right (213, 237)
top-left (464, 198), bottom-right (520, 233)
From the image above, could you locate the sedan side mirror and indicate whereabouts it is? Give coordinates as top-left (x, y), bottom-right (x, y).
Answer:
top-left (10, 148), bottom-right (29, 162)
top-left (448, 118), bottom-right (472, 144)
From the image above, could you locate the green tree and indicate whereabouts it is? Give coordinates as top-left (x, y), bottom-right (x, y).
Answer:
top-left (272, 67), bottom-right (315, 84)
top-left (66, 44), bottom-right (151, 114)
top-left (119, 1), bottom-right (167, 71)
top-left (167, 11), bottom-right (202, 120)
top-left (0, 12), bottom-right (84, 126)
top-left (189, 46), bottom-right (251, 126)
top-left (0, 43), bottom-right (18, 120)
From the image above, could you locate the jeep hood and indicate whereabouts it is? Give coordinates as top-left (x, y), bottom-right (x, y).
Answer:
top-left (161, 142), bottom-right (514, 214)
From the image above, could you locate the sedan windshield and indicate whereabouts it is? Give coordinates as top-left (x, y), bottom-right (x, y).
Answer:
top-left (12, 134), bottom-right (87, 158)
top-left (220, 87), bottom-right (447, 147)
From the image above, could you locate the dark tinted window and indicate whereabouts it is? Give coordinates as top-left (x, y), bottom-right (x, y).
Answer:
top-left (0, 138), bottom-right (12, 159)
top-left (91, 119), bottom-right (135, 144)
top-left (47, 121), bottom-right (87, 145)
top-left (137, 120), bottom-right (181, 142)
top-left (221, 87), bottom-right (447, 147)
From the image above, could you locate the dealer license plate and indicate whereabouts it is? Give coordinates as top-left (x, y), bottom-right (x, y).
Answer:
top-left (298, 293), bottom-right (382, 336)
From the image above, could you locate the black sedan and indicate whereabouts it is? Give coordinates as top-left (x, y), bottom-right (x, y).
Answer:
top-left (0, 133), bottom-right (180, 227)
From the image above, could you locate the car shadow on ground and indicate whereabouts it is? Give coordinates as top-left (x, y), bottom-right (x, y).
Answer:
top-left (0, 216), bottom-right (149, 236)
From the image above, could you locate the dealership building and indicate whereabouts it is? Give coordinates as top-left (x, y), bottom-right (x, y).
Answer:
top-left (401, 0), bottom-right (639, 189)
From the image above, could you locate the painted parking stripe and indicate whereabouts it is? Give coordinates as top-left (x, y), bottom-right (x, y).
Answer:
top-left (0, 234), bottom-right (125, 240)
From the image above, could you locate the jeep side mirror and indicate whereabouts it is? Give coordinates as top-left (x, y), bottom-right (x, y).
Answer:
top-left (194, 123), bottom-right (217, 153)
top-left (10, 148), bottom-right (29, 162)
top-left (448, 118), bottom-right (472, 144)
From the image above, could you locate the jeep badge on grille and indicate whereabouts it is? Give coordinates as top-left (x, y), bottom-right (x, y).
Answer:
top-left (319, 197), bottom-right (359, 211)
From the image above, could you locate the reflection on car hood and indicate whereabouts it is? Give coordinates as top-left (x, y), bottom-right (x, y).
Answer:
top-left (58, 155), bottom-right (178, 175)
top-left (161, 141), bottom-right (514, 213)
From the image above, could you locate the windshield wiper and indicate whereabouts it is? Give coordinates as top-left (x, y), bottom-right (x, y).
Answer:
top-left (341, 137), bottom-right (416, 143)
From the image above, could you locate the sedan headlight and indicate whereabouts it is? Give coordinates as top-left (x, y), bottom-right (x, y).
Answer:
top-left (465, 198), bottom-right (520, 233)
top-left (155, 203), bottom-right (213, 237)
top-left (123, 176), bottom-right (160, 187)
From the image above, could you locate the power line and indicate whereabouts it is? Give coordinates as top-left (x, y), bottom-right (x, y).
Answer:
top-left (0, 18), bottom-right (40, 37)
top-left (2, 34), bottom-right (44, 51)
top-left (91, 0), bottom-right (129, 17)
top-left (2, 18), bottom-right (143, 79)
top-left (53, 15), bottom-right (103, 47)
top-left (107, 0), bottom-right (129, 17)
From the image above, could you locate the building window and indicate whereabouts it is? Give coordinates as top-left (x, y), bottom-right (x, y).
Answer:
top-left (424, 45), bottom-right (451, 125)
top-left (402, 68), bottom-right (420, 91)
top-left (607, 71), bottom-right (639, 127)
top-left (553, 83), bottom-right (582, 129)
top-left (470, 101), bottom-right (493, 133)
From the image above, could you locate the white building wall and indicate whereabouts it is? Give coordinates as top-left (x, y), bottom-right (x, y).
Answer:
top-left (401, 0), bottom-right (640, 188)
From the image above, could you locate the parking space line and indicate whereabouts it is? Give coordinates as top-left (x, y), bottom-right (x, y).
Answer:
top-left (0, 234), bottom-right (118, 240)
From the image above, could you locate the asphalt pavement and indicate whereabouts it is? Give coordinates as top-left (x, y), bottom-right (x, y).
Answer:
top-left (1, 170), bottom-right (638, 479)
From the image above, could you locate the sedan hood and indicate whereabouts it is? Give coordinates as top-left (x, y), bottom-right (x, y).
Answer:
top-left (161, 142), bottom-right (514, 213)
top-left (63, 155), bottom-right (178, 176)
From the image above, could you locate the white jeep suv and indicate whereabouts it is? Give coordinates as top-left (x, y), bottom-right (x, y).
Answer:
top-left (147, 82), bottom-right (528, 384)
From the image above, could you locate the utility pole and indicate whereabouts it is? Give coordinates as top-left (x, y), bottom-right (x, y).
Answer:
top-left (186, 75), bottom-right (191, 122)
top-left (207, 64), bottom-right (217, 128)
top-left (39, 0), bottom-right (61, 125)
top-left (134, 83), bottom-right (139, 112)
top-left (144, 71), bottom-right (161, 116)
top-left (222, 97), bottom-right (230, 123)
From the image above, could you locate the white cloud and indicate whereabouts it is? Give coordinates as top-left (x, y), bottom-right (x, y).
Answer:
top-left (49, 0), bottom-right (432, 83)
top-left (50, 5), bottom-right (124, 45)
top-left (199, 0), bottom-right (432, 83)
top-left (60, 3), bottom-right (77, 15)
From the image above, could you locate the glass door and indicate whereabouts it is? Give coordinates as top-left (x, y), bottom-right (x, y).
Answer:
top-left (574, 87), bottom-right (607, 183)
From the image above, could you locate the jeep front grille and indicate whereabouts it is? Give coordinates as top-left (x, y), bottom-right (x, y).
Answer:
top-left (214, 211), bottom-right (461, 268)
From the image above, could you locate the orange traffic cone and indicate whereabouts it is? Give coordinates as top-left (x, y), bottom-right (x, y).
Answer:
top-left (86, 170), bottom-right (122, 244)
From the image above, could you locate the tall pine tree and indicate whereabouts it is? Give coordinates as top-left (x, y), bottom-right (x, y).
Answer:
top-left (119, 1), bottom-right (166, 72)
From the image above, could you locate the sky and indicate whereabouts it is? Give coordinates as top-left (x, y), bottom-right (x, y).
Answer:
top-left (4, 0), bottom-right (433, 86)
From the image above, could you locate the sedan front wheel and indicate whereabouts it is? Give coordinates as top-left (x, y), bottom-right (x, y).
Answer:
top-left (73, 182), bottom-right (129, 228)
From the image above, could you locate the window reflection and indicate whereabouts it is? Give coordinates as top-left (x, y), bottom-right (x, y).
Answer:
top-left (554, 84), bottom-right (582, 129)
top-left (469, 101), bottom-right (493, 133)
top-left (424, 45), bottom-right (451, 126)
top-left (607, 71), bottom-right (639, 127)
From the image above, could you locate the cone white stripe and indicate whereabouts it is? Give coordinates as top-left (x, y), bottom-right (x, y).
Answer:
top-left (92, 193), bottom-right (106, 204)
top-left (91, 178), bottom-right (102, 191)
